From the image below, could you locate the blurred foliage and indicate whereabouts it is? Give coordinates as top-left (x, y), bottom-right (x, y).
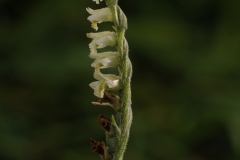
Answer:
top-left (1, 0), bottom-right (240, 160)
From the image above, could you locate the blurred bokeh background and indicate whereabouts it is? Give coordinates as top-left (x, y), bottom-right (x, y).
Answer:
top-left (1, 0), bottom-right (240, 159)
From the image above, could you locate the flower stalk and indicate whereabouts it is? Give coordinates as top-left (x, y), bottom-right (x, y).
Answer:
top-left (87, 0), bottom-right (132, 160)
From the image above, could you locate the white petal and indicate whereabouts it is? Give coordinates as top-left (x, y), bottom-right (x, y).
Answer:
top-left (86, 8), bottom-right (113, 30)
top-left (93, 66), bottom-right (121, 89)
top-left (87, 31), bottom-right (117, 51)
top-left (105, 79), bottom-right (121, 89)
top-left (95, 36), bottom-right (116, 48)
top-left (89, 80), bottom-right (106, 98)
top-left (89, 42), bottom-right (97, 55)
top-left (87, 32), bottom-right (116, 54)
top-left (91, 56), bottom-right (119, 68)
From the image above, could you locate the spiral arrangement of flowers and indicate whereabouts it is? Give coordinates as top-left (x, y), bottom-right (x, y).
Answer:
top-left (87, 0), bottom-right (132, 159)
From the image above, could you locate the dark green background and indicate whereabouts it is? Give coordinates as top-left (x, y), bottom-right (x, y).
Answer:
top-left (1, 0), bottom-right (240, 159)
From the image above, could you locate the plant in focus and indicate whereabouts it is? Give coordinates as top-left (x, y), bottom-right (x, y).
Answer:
top-left (86, 0), bottom-right (132, 159)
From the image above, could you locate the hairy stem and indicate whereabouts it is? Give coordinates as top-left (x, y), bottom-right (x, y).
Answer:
top-left (106, 0), bottom-right (133, 159)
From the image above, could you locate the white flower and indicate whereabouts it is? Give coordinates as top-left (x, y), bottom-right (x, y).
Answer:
top-left (91, 55), bottom-right (119, 69)
top-left (86, 7), bottom-right (113, 31)
top-left (87, 31), bottom-right (117, 54)
top-left (93, 65), bottom-right (120, 89)
top-left (89, 65), bottom-right (121, 98)
top-left (93, 0), bottom-right (103, 4)
top-left (89, 51), bottom-right (119, 68)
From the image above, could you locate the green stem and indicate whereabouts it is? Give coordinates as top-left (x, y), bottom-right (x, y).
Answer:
top-left (106, 0), bottom-right (133, 159)
top-left (114, 29), bottom-right (132, 160)
top-left (114, 79), bottom-right (132, 160)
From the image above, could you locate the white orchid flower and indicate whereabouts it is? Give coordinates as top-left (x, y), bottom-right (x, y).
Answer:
top-left (86, 7), bottom-right (113, 30)
top-left (93, 65), bottom-right (121, 89)
top-left (88, 35), bottom-right (116, 53)
top-left (91, 55), bottom-right (119, 69)
top-left (87, 31), bottom-right (117, 54)
top-left (89, 51), bottom-right (119, 68)
top-left (89, 65), bottom-right (121, 98)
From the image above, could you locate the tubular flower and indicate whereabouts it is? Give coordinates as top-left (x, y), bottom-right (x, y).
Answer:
top-left (91, 54), bottom-right (119, 69)
top-left (86, 8), bottom-right (113, 30)
top-left (89, 65), bottom-right (121, 98)
top-left (90, 51), bottom-right (119, 68)
top-left (87, 31), bottom-right (117, 54)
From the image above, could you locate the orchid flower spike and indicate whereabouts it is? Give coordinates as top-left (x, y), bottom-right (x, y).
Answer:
top-left (87, 1), bottom-right (133, 159)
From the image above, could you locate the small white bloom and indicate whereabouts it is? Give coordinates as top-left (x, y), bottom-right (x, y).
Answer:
top-left (93, 65), bottom-right (121, 89)
top-left (86, 7), bottom-right (113, 30)
top-left (87, 31), bottom-right (117, 54)
top-left (89, 51), bottom-right (119, 68)
top-left (89, 65), bottom-right (121, 98)
top-left (91, 55), bottom-right (119, 69)
top-left (93, 0), bottom-right (103, 4)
